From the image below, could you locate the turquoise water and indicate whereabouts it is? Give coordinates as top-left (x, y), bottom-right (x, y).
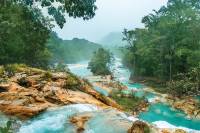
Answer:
top-left (85, 110), bottom-right (133, 133)
top-left (139, 103), bottom-right (200, 130)
top-left (196, 96), bottom-right (200, 101)
top-left (68, 61), bottom-right (92, 77)
top-left (124, 83), bottom-right (144, 89)
top-left (134, 91), bottom-right (156, 99)
top-left (67, 59), bottom-right (200, 131)
top-left (18, 105), bottom-right (135, 133)
top-left (18, 104), bottom-right (98, 133)
top-left (94, 86), bottom-right (109, 96)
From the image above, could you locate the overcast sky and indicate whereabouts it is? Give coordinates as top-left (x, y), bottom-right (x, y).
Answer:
top-left (53, 0), bottom-right (168, 42)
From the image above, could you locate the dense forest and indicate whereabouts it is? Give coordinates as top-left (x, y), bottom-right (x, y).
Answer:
top-left (122, 0), bottom-right (200, 96)
top-left (48, 32), bottom-right (102, 63)
top-left (0, 0), bottom-right (97, 68)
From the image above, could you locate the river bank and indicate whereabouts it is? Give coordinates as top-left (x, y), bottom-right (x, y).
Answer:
top-left (0, 62), bottom-right (200, 133)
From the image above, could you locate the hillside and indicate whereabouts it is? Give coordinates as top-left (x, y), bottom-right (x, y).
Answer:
top-left (99, 32), bottom-right (127, 48)
top-left (48, 32), bottom-right (102, 63)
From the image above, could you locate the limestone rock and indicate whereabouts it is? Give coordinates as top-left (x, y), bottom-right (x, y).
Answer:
top-left (174, 129), bottom-right (187, 133)
top-left (0, 66), bottom-right (122, 119)
top-left (128, 121), bottom-right (150, 133)
top-left (70, 114), bottom-right (92, 133)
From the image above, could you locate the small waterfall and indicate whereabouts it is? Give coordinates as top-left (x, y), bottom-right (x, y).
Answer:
top-left (18, 104), bottom-right (99, 133)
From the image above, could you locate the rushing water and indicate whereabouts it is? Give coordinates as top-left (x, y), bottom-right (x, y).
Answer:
top-left (1, 58), bottom-right (199, 132)
top-left (66, 58), bottom-right (200, 132)
top-left (139, 103), bottom-right (200, 131)
top-left (18, 104), bottom-right (99, 133)
top-left (18, 104), bottom-right (137, 133)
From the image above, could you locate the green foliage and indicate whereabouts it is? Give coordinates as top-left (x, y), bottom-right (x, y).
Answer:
top-left (1, 0), bottom-right (97, 28)
top-left (0, 120), bottom-right (13, 133)
top-left (53, 62), bottom-right (68, 72)
top-left (0, 67), bottom-right (5, 77)
top-left (4, 64), bottom-right (18, 77)
top-left (64, 73), bottom-right (81, 91)
top-left (0, 0), bottom-right (97, 68)
top-left (0, 3), bottom-right (52, 68)
top-left (123, 0), bottom-right (200, 82)
top-left (110, 90), bottom-right (145, 112)
top-left (47, 32), bottom-right (102, 63)
top-left (88, 48), bottom-right (113, 75)
top-left (167, 65), bottom-right (200, 97)
top-left (42, 71), bottom-right (53, 81)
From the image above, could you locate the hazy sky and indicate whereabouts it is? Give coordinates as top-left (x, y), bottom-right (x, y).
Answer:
top-left (54, 0), bottom-right (168, 42)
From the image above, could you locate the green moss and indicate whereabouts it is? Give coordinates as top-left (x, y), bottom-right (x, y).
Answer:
top-left (42, 71), bottom-right (52, 81)
top-left (0, 120), bottom-right (13, 133)
top-left (82, 78), bottom-right (93, 87)
top-left (110, 90), bottom-right (145, 112)
top-left (0, 66), bottom-right (5, 77)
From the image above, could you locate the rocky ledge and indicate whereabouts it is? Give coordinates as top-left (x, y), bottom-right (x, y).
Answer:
top-left (167, 96), bottom-right (200, 119)
top-left (0, 65), bottom-right (121, 119)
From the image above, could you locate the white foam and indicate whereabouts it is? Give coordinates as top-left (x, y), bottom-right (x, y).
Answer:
top-left (153, 121), bottom-right (200, 133)
top-left (18, 104), bottom-right (99, 133)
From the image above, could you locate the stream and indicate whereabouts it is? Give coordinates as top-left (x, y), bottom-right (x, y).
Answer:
top-left (67, 58), bottom-right (200, 132)
top-left (1, 58), bottom-right (200, 133)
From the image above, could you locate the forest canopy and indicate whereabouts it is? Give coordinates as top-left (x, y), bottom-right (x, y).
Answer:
top-left (0, 0), bottom-right (97, 68)
top-left (123, 0), bottom-right (200, 81)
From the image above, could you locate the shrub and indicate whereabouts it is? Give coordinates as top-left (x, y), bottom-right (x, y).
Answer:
top-left (53, 62), bottom-right (68, 72)
top-left (42, 71), bottom-right (52, 81)
top-left (0, 66), bottom-right (5, 77)
top-left (167, 65), bottom-right (200, 97)
top-left (64, 75), bottom-right (81, 90)
top-left (0, 120), bottom-right (13, 133)
top-left (110, 90), bottom-right (145, 112)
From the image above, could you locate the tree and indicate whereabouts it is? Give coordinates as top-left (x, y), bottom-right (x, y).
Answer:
top-left (0, 3), bottom-right (52, 68)
top-left (88, 48), bottom-right (113, 75)
top-left (1, 0), bottom-right (97, 28)
top-left (0, 0), bottom-right (97, 68)
top-left (122, 0), bottom-right (200, 81)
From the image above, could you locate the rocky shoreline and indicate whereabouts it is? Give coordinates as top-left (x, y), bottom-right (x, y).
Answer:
top-left (0, 65), bottom-right (198, 133)
top-left (0, 65), bottom-right (121, 119)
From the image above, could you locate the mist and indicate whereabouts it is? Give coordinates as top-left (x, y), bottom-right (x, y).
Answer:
top-left (53, 0), bottom-right (168, 42)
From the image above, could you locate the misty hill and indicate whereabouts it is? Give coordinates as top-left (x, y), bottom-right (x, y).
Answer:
top-left (48, 32), bottom-right (102, 63)
top-left (99, 32), bottom-right (127, 48)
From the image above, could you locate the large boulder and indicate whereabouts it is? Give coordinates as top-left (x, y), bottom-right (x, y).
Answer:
top-left (70, 114), bottom-right (92, 133)
top-left (174, 129), bottom-right (187, 133)
top-left (128, 121), bottom-right (150, 133)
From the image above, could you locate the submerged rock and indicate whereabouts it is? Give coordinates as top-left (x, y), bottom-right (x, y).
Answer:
top-left (70, 114), bottom-right (92, 133)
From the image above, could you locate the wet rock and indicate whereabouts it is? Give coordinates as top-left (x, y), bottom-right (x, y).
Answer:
top-left (161, 129), bottom-right (171, 133)
top-left (128, 121), bottom-right (150, 133)
top-left (174, 129), bottom-right (187, 133)
top-left (70, 114), bottom-right (92, 133)
top-left (0, 66), bottom-right (121, 119)
top-left (171, 97), bottom-right (199, 118)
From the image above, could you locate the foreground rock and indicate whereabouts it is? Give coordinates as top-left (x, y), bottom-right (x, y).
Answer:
top-left (70, 114), bottom-right (92, 133)
top-left (0, 65), bottom-right (121, 119)
top-left (128, 121), bottom-right (150, 133)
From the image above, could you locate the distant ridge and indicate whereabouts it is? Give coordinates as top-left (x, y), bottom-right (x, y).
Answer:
top-left (47, 32), bottom-right (102, 63)
top-left (99, 32), bottom-right (127, 47)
